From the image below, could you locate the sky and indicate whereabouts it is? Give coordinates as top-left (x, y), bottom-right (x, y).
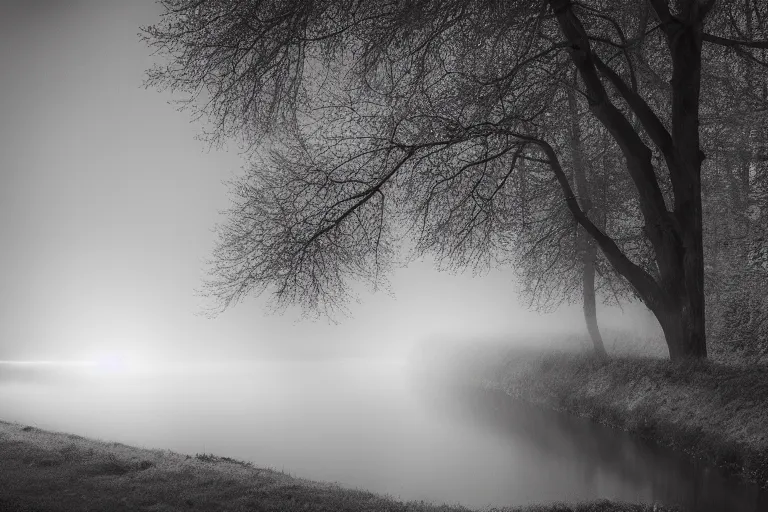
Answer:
top-left (0, 0), bottom-right (656, 364)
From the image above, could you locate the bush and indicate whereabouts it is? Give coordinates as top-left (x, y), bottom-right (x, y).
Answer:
top-left (709, 291), bottom-right (768, 364)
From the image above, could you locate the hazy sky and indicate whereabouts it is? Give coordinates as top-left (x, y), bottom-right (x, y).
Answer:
top-left (0, 0), bottom-right (652, 364)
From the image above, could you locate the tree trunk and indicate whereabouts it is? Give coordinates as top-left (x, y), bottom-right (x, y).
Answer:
top-left (567, 84), bottom-right (607, 358)
top-left (661, 1), bottom-right (708, 361)
top-left (583, 239), bottom-right (608, 358)
top-left (655, 286), bottom-right (707, 360)
top-left (550, 0), bottom-right (709, 361)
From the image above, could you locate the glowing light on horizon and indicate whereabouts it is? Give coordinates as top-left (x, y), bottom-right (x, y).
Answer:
top-left (0, 353), bottom-right (154, 375)
top-left (0, 360), bottom-right (97, 366)
top-left (96, 354), bottom-right (126, 372)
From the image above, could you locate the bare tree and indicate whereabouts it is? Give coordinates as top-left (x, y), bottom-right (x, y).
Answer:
top-left (143, 0), bottom-right (768, 361)
top-left (504, 75), bottom-right (642, 359)
top-left (568, 83), bottom-right (607, 358)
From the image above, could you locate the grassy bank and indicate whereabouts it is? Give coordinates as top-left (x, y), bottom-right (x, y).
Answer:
top-left (0, 420), bottom-right (675, 512)
top-left (440, 345), bottom-right (768, 489)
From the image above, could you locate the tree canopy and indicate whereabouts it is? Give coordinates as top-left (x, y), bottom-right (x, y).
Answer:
top-left (143, 0), bottom-right (768, 360)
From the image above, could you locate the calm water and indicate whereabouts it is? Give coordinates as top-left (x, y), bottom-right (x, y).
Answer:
top-left (0, 359), bottom-right (764, 511)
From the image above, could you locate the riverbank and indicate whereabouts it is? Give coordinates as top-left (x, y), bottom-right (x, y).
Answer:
top-left (0, 420), bottom-right (672, 512)
top-left (439, 346), bottom-right (768, 490)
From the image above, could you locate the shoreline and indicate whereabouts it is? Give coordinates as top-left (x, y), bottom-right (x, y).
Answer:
top-left (0, 419), bottom-right (672, 512)
top-left (439, 347), bottom-right (768, 491)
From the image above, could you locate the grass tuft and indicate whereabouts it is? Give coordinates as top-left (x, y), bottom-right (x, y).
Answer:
top-left (195, 452), bottom-right (255, 468)
top-left (98, 452), bottom-right (135, 476)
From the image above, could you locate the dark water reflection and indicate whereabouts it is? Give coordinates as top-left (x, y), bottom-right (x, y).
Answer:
top-left (0, 360), bottom-right (765, 511)
top-left (422, 383), bottom-right (767, 512)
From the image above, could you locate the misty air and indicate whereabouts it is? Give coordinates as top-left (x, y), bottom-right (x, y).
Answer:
top-left (1, 1), bottom-right (767, 512)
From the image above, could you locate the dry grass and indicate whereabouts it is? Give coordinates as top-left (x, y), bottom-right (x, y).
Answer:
top-left (442, 346), bottom-right (768, 489)
top-left (0, 420), bottom-right (675, 512)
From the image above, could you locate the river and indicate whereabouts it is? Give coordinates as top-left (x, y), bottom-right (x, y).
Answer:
top-left (0, 359), bottom-right (764, 511)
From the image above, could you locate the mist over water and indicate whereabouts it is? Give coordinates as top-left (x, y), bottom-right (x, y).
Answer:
top-left (1, 357), bottom-right (763, 511)
top-left (0, 2), bottom-right (765, 512)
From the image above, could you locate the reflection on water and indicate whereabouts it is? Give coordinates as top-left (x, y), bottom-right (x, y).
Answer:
top-left (0, 360), bottom-right (764, 511)
top-left (427, 386), bottom-right (768, 512)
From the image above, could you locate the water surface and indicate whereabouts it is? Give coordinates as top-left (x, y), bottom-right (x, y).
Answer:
top-left (0, 359), bottom-right (764, 511)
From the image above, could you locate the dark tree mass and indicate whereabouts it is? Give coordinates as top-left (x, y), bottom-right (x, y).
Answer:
top-left (142, 1), bottom-right (768, 361)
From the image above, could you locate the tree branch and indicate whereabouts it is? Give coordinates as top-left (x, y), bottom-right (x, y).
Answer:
top-left (703, 33), bottom-right (768, 49)
top-left (515, 132), bottom-right (663, 307)
top-left (301, 148), bottom-right (415, 251)
top-left (549, 0), bottom-right (675, 253)
top-left (590, 53), bottom-right (682, 194)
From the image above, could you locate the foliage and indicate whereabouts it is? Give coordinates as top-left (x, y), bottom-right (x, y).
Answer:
top-left (142, 1), bottom-right (768, 359)
top-left (699, 4), bottom-right (768, 362)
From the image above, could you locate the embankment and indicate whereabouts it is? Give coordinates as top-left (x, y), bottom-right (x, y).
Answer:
top-left (439, 346), bottom-right (768, 489)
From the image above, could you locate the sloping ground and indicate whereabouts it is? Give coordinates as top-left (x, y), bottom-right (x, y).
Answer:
top-left (442, 346), bottom-right (768, 489)
top-left (0, 420), bottom-right (673, 512)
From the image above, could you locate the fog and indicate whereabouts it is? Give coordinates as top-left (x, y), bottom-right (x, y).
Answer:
top-left (5, 1), bottom-right (746, 510)
top-left (3, 355), bottom-right (763, 511)
top-left (0, 0), bottom-right (662, 367)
